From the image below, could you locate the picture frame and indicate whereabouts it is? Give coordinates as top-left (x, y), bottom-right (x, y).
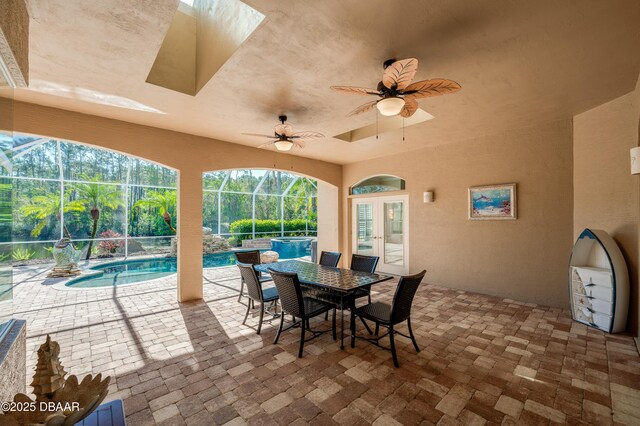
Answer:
top-left (468, 183), bottom-right (517, 220)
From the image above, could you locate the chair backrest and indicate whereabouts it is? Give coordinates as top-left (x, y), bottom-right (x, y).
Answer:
top-left (269, 269), bottom-right (304, 318)
top-left (350, 254), bottom-right (379, 273)
top-left (391, 270), bottom-right (426, 324)
top-left (319, 251), bottom-right (341, 267)
top-left (234, 250), bottom-right (261, 265)
top-left (237, 262), bottom-right (264, 302)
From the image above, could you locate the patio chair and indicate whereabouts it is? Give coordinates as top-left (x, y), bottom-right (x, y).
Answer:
top-left (237, 262), bottom-right (279, 334)
top-left (319, 251), bottom-right (341, 267)
top-left (235, 250), bottom-right (270, 303)
top-left (269, 268), bottom-right (337, 357)
top-left (350, 254), bottom-right (379, 304)
top-left (350, 269), bottom-right (426, 367)
top-left (318, 254), bottom-right (379, 325)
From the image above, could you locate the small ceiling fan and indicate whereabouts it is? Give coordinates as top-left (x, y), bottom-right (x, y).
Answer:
top-left (331, 58), bottom-right (461, 118)
top-left (242, 115), bottom-right (324, 152)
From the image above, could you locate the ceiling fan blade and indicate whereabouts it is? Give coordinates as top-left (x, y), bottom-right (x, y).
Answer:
top-left (330, 86), bottom-right (380, 96)
top-left (257, 140), bottom-right (276, 149)
top-left (382, 58), bottom-right (418, 91)
top-left (347, 100), bottom-right (378, 117)
top-left (291, 131), bottom-right (324, 140)
top-left (399, 97), bottom-right (418, 118)
top-left (274, 124), bottom-right (293, 137)
top-left (403, 78), bottom-right (461, 98)
top-left (293, 140), bottom-right (306, 149)
top-left (242, 132), bottom-right (277, 138)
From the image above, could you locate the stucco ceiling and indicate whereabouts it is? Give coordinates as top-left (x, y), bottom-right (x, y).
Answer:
top-left (15, 0), bottom-right (640, 164)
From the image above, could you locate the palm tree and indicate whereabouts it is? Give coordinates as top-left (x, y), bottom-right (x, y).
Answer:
top-left (72, 176), bottom-right (125, 259)
top-left (20, 193), bottom-right (85, 240)
top-left (133, 190), bottom-right (177, 234)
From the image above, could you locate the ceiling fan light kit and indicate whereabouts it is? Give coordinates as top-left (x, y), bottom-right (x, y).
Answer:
top-left (331, 58), bottom-right (461, 119)
top-left (377, 97), bottom-right (405, 116)
top-left (241, 114), bottom-right (324, 152)
top-left (274, 140), bottom-right (294, 151)
top-left (245, 58), bottom-right (459, 150)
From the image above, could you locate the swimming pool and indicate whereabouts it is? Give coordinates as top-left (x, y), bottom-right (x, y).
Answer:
top-left (65, 250), bottom-right (299, 289)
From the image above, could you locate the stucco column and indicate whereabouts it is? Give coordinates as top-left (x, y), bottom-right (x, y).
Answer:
top-left (177, 168), bottom-right (203, 302)
top-left (316, 181), bottom-right (341, 264)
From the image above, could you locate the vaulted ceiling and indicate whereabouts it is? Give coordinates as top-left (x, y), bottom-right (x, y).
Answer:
top-left (15, 0), bottom-right (640, 164)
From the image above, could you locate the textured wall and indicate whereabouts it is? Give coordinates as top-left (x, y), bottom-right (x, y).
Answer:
top-left (0, 320), bottom-right (27, 401)
top-left (0, 0), bottom-right (28, 86)
top-left (12, 102), bottom-right (342, 187)
top-left (342, 119), bottom-right (574, 308)
top-left (574, 79), bottom-right (640, 335)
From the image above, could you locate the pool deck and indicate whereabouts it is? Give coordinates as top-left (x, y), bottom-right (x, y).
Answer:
top-left (9, 261), bottom-right (640, 425)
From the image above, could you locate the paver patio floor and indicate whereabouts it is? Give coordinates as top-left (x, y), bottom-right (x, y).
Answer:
top-left (11, 263), bottom-right (640, 425)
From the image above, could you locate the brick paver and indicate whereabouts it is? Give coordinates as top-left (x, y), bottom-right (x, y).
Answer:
top-left (11, 262), bottom-right (640, 425)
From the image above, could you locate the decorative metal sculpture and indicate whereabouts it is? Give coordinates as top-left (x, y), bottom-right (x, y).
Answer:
top-left (0, 335), bottom-right (111, 425)
top-left (52, 238), bottom-right (80, 266)
top-left (48, 238), bottom-right (81, 277)
top-left (31, 336), bottom-right (67, 397)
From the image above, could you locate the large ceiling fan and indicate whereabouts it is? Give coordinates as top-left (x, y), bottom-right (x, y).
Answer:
top-left (242, 115), bottom-right (324, 152)
top-left (331, 58), bottom-right (461, 118)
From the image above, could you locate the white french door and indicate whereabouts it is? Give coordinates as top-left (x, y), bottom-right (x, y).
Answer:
top-left (352, 195), bottom-right (409, 275)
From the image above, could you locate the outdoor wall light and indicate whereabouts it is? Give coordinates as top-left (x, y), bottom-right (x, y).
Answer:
top-left (631, 147), bottom-right (640, 175)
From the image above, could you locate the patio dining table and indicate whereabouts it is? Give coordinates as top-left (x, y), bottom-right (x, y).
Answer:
top-left (255, 259), bottom-right (393, 349)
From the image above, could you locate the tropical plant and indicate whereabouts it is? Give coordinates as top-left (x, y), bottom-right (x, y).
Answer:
top-left (97, 230), bottom-right (125, 254)
top-left (12, 248), bottom-right (35, 261)
top-left (72, 175), bottom-right (125, 259)
top-left (20, 193), bottom-right (85, 240)
top-left (133, 190), bottom-right (177, 234)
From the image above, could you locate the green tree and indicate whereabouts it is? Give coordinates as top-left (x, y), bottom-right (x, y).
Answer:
top-left (20, 193), bottom-right (85, 240)
top-left (72, 176), bottom-right (125, 259)
top-left (134, 190), bottom-right (177, 234)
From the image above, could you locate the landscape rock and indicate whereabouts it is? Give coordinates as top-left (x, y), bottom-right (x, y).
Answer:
top-left (168, 228), bottom-right (232, 257)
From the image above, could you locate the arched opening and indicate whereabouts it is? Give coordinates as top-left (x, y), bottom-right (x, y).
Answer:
top-left (7, 136), bottom-right (178, 267)
top-left (349, 175), bottom-right (405, 195)
top-left (176, 167), bottom-right (339, 302)
top-left (203, 169), bottom-right (317, 247)
top-left (4, 134), bottom-right (342, 302)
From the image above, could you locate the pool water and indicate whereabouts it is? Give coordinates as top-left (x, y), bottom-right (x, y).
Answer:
top-left (68, 258), bottom-right (178, 288)
top-left (270, 237), bottom-right (313, 259)
top-left (66, 250), bottom-right (297, 288)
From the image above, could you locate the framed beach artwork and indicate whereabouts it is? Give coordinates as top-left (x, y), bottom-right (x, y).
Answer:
top-left (468, 183), bottom-right (517, 220)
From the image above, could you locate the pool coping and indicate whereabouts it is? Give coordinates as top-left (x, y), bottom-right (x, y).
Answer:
top-left (51, 270), bottom-right (178, 291)
top-left (46, 255), bottom-right (174, 291)
top-left (47, 253), bottom-right (310, 291)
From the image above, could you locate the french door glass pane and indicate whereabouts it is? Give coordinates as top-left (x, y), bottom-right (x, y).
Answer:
top-left (356, 203), bottom-right (374, 255)
top-left (384, 202), bottom-right (404, 266)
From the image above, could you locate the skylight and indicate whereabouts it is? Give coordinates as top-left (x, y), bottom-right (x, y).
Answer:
top-left (334, 109), bottom-right (435, 143)
top-left (147, 0), bottom-right (264, 96)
